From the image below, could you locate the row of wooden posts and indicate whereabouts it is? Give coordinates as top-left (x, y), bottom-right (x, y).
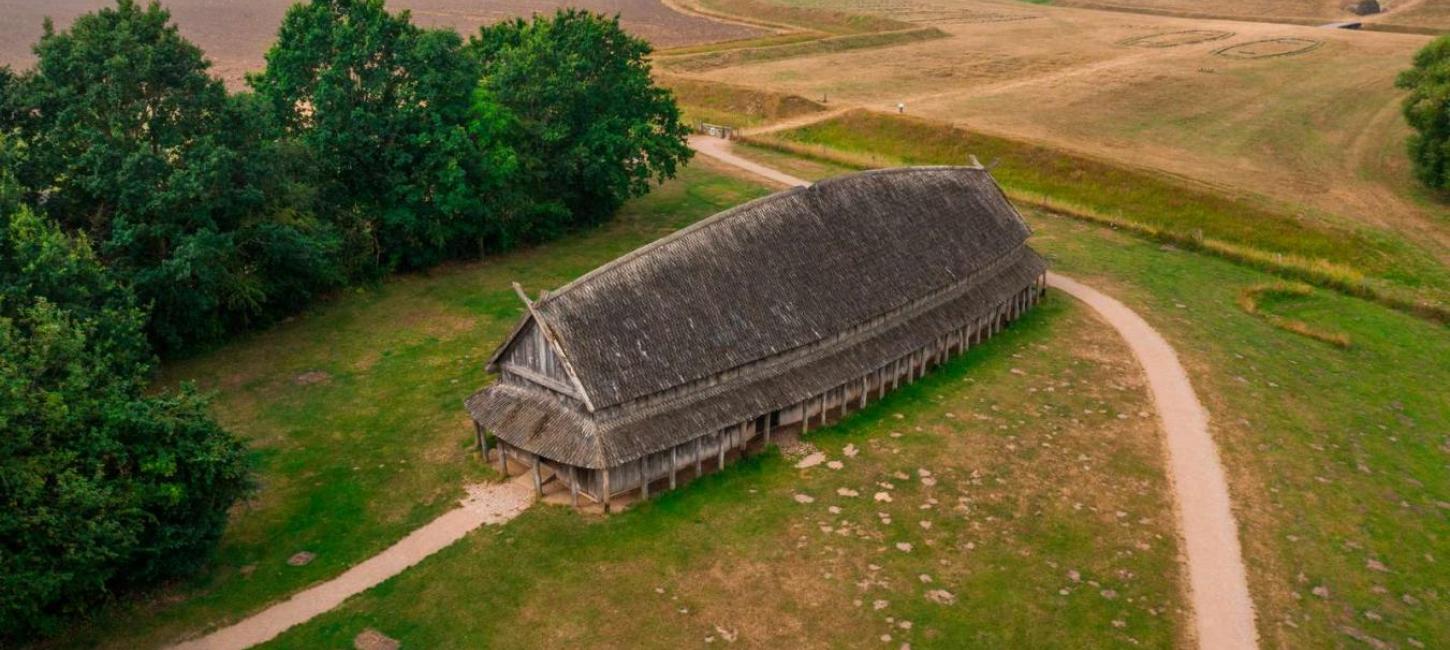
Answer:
top-left (474, 274), bottom-right (1047, 512)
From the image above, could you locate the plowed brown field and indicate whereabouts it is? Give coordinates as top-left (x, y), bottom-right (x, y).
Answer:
top-left (0, 0), bottom-right (761, 86)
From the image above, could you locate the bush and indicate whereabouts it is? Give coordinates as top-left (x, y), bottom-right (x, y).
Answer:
top-left (1397, 35), bottom-right (1450, 190)
top-left (0, 193), bottom-right (252, 640)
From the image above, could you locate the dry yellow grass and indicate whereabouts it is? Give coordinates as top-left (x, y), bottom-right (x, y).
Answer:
top-left (669, 0), bottom-right (1450, 274)
top-left (1236, 282), bottom-right (1354, 348)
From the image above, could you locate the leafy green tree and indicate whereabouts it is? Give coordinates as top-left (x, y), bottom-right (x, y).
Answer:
top-left (8, 0), bottom-right (341, 351)
top-left (470, 10), bottom-right (692, 232)
top-left (250, 0), bottom-right (515, 271)
top-left (0, 149), bottom-right (251, 639)
top-left (1398, 35), bottom-right (1450, 190)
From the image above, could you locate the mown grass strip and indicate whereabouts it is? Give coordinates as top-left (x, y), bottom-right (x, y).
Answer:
top-left (1237, 282), bottom-right (1352, 348)
top-left (658, 27), bottom-right (947, 72)
top-left (738, 109), bottom-right (1450, 324)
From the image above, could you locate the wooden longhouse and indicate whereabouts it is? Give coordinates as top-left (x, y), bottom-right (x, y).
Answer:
top-left (465, 165), bottom-right (1047, 510)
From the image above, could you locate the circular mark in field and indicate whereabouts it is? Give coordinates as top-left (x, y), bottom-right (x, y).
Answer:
top-left (1214, 38), bottom-right (1323, 60)
top-left (1118, 30), bottom-right (1234, 49)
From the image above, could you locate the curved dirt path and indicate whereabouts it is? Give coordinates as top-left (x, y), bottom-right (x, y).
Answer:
top-left (169, 476), bottom-right (536, 650)
top-left (692, 137), bottom-right (1259, 649)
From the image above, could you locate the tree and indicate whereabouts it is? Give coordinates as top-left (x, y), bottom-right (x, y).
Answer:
top-left (1397, 35), bottom-right (1450, 191)
top-left (8, 0), bottom-right (342, 352)
top-left (250, 0), bottom-right (515, 271)
top-left (0, 147), bottom-right (252, 639)
top-left (470, 10), bottom-right (692, 233)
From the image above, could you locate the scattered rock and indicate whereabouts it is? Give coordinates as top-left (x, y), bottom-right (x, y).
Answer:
top-left (1312, 585), bottom-right (1330, 598)
top-left (795, 452), bottom-right (826, 469)
top-left (287, 551), bottom-right (316, 567)
top-left (793, 493), bottom-right (816, 504)
top-left (1366, 559), bottom-right (1389, 572)
top-left (294, 370), bottom-right (331, 385)
top-left (827, 460), bottom-right (844, 470)
top-left (873, 599), bottom-right (889, 610)
top-left (896, 542), bottom-right (914, 552)
top-left (713, 625), bottom-right (738, 643)
top-left (874, 492), bottom-right (894, 503)
top-left (353, 628), bottom-right (399, 650)
top-left (1067, 570), bottom-right (1081, 582)
top-left (925, 589), bottom-right (957, 605)
top-left (844, 444), bottom-right (860, 458)
top-left (837, 488), bottom-right (860, 497)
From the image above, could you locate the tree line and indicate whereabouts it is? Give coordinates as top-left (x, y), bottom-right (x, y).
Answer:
top-left (0, 0), bottom-right (690, 639)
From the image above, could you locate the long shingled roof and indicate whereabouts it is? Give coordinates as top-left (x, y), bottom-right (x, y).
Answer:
top-left (468, 166), bottom-right (1046, 468)
top-left (531, 166), bottom-right (1034, 409)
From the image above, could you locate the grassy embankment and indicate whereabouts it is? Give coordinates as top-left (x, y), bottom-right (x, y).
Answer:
top-left (660, 76), bottom-right (828, 128)
top-left (736, 109), bottom-right (1450, 323)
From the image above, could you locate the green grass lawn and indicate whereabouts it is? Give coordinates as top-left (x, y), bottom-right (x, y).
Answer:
top-left (49, 156), bottom-right (1449, 649)
top-left (1030, 213), bottom-right (1449, 649)
top-left (46, 163), bottom-right (771, 649)
top-left (263, 289), bottom-right (1190, 649)
top-left (740, 110), bottom-right (1450, 322)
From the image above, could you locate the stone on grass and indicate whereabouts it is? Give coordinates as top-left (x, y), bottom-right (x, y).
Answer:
top-left (838, 487), bottom-right (860, 497)
top-left (896, 542), bottom-right (913, 552)
top-left (287, 551), bottom-right (316, 567)
top-left (795, 452), bottom-right (826, 469)
top-left (354, 628), bottom-right (400, 650)
top-left (844, 443), bottom-right (860, 458)
top-left (925, 589), bottom-right (956, 605)
top-left (874, 492), bottom-right (893, 503)
top-left (294, 370), bottom-right (330, 385)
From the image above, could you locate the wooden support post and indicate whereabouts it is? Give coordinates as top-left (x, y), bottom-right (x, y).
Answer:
top-left (670, 447), bottom-right (678, 489)
top-left (801, 400), bottom-right (810, 434)
top-left (764, 414), bottom-right (772, 446)
top-left (738, 422), bottom-right (748, 453)
top-left (570, 466), bottom-right (579, 507)
top-left (532, 459), bottom-right (542, 497)
top-left (860, 376), bottom-right (868, 409)
top-left (694, 437), bottom-right (703, 475)
top-left (641, 458), bottom-right (650, 501)
top-left (602, 468), bottom-right (611, 514)
top-left (499, 442), bottom-right (509, 475)
top-left (717, 431), bottom-right (726, 470)
top-left (819, 394), bottom-right (827, 427)
top-left (474, 422), bottom-right (486, 457)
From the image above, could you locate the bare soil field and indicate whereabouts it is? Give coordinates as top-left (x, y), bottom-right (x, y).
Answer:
top-left (0, 0), bottom-right (761, 85)
top-left (673, 0), bottom-right (1450, 269)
